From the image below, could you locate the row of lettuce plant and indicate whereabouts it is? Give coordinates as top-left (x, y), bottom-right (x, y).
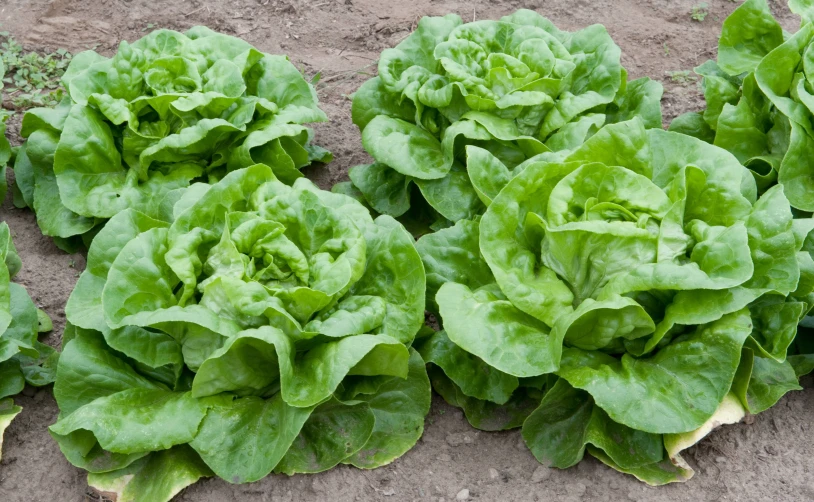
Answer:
top-left (1, 56), bottom-right (59, 464)
top-left (0, 27), bottom-right (433, 500)
top-left (1, 3), bottom-right (813, 497)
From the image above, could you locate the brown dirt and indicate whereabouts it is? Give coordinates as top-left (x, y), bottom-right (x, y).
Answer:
top-left (0, 0), bottom-right (812, 501)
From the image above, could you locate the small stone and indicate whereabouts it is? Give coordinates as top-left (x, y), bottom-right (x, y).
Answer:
top-left (488, 468), bottom-right (500, 480)
top-left (566, 483), bottom-right (586, 496)
top-left (311, 478), bottom-right (328, 493)
top-left (531, 466), bottom-right (551, 483)
top-left (446, 433), bottom-right (475, 447)
top-left (21, 386), bottom-right (36, 397)
top-left (438, 453), bottom-right (452, 462)
top-left (456, 489), bottom-right (470, 501)
top-left (515, 436), bottom-right (527, 451)
top-left (382, 489), bottom-right (395, 496)
top-left (715, 456), bottom-right (727, 464)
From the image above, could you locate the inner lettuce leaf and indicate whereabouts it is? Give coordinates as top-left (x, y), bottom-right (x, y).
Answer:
top-left (334, 10), bottom-right (663, 235)
top-left (11, 27), bottom-right (332, 251)
top-left (52, 164), bottom-right (429, 500)
top-left (415, 118), bottom-right (814, 485)
top-left (0, 222), bottom-right (58, 461)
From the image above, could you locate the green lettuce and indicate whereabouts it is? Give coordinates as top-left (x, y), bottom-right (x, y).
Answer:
top-left (1, 60), bottom-right (11, 203)
top-left (335, 10), bottom-right (662, 234)
top-left (668, 0), bottom-right (811, 207)
top-left (51, 164), bottom-right (429, 500)
top-left (668, 0), bottom-right (814, 382)
top-left (416, 118), bottom-right (814, 484)
top-left (12, 27), bottom-right (331, 251)
top-left (0, 222), bottom-right (58, 461)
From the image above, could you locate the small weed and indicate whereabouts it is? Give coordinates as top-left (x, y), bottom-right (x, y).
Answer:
top-left (691, 3), bottom-right (709, 22)
top-left (0, 31), bottom-right (72, 110)
top-left (663, 43), bottom-right (670, 56)
top-left (141, 22), bottom-right (156, 32)
top-left (666, 70), bottom-right (697, 85)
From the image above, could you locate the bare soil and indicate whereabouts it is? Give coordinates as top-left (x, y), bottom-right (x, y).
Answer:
top-left (0, 0), bottom-right (812, 501)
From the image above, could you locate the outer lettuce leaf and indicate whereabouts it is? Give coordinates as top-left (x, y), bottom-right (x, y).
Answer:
top-left (0, 398), bottom-right (22, 462)
top-left (13, 27), bottom-right (331, 246)
top-left (87, 446), bottom-right (212, 502)
top-left (52, 165), bottom-right (428, 499)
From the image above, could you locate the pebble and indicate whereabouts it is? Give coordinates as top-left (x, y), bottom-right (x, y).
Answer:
top-left (566, 483), bottom-right (587, 496)
top-left (438, 453), bottom-right (452, 462)
top-left (531, 466), bottom-right (551, 483)
top-left (488, 468), bottom-right (500, 480)
top-left (715, 456), bottom-right (728, 464)
top-left (446, 433), bottom-right (475, 447)
top-left (456, 489), bottom-right (470, 501)
top-left (382, 489), bottom-right (395, 496)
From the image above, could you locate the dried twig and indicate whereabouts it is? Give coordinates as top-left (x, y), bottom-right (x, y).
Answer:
top-left (184, 5), bottom-right (205, 17)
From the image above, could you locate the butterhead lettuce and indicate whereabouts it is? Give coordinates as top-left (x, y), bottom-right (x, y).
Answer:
top-left (51, 165), bottom-right (429, 501)
top-left (667, 0), bottom-right (814, 390)
top-left (0, 222), bottom-right (58, 461)
top-left (335, 10), bottom-right (662, 234)
top-left (12, 27), bottom-right (331, 251)
top-left (0, 60), bottom-right (11, 203)
top-left (416, 118), bottom-right (814, 484)
top-left (668, 0), bottom-right (814, 209)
